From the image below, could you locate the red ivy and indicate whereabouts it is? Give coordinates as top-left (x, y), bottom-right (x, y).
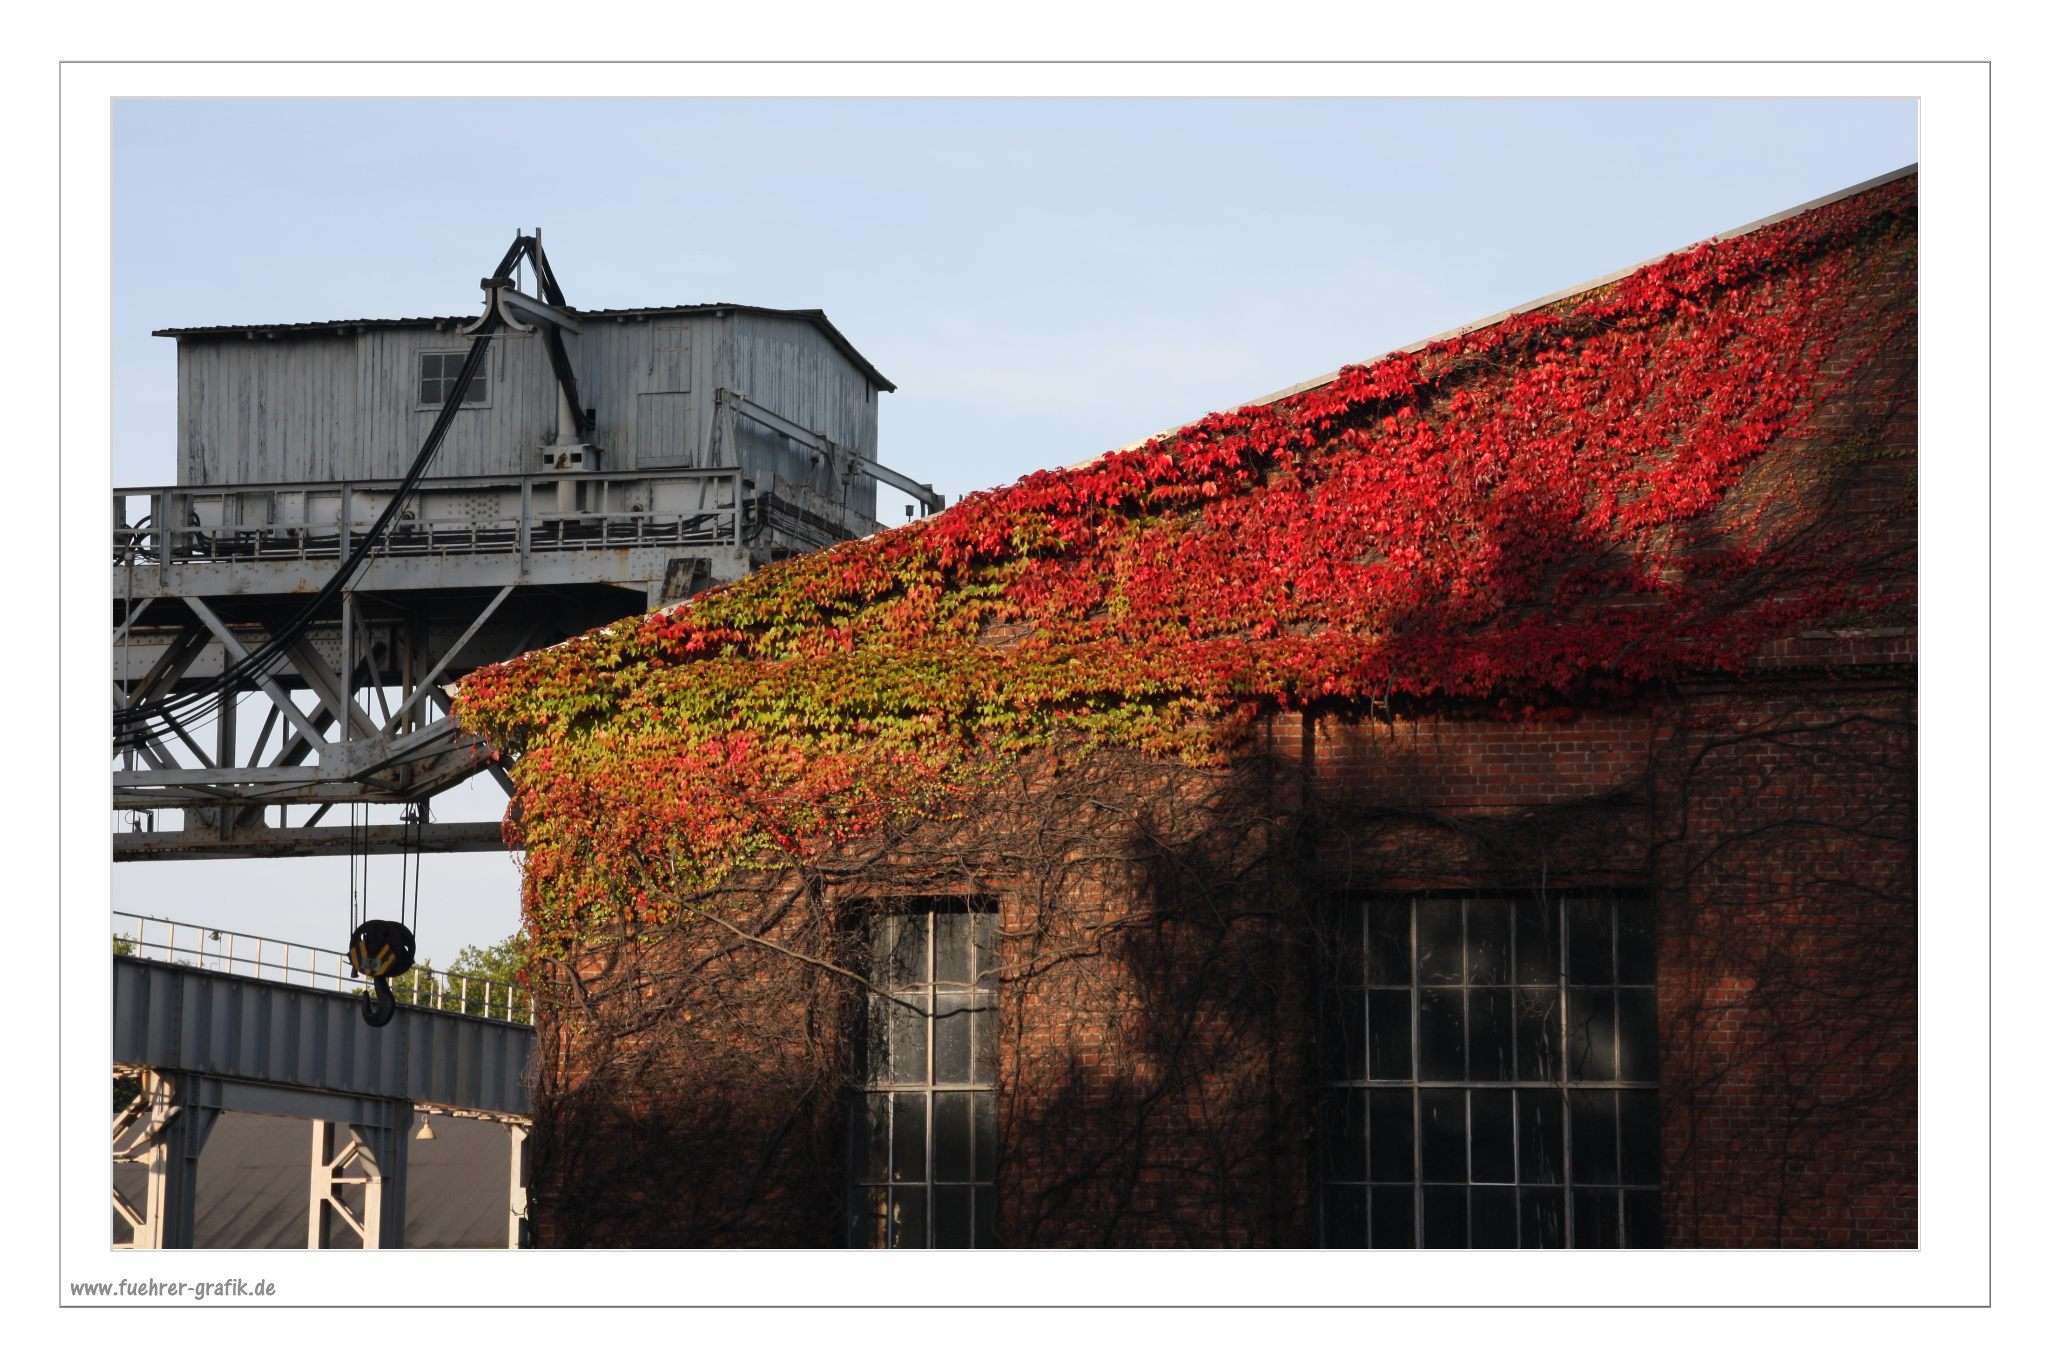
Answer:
top-left (456, 178), bottom-right (1915, 948)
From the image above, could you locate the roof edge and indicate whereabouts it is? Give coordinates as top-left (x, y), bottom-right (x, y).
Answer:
top-left (154, 302), bottom-right (896, 394)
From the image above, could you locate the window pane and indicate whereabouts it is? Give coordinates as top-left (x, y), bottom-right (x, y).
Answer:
top-left (1520, 1187), bottom-right (1566, 1249)
top-left (1420, 1088), bottom-right (1466, 1182)
top-left (1573, 1188), bottom-right (1622, 1248)
top-left (885, 915), bottom-right (928, 986)
top-left (1468, 988), bottom-right (1512, 1081)
top-left (888, 996), bottom-right (928, 1084)
top-left (1515, 900), bottom-right (1556, 986)
top-left (1569, 1090), bottom-right (1619, 1186)
top-left (973, 1092), bottom-right (997, 1182)
top-left (1467, 901), bottom-right (1510, 984)
top-left (1517, 1090), bottom-right (1563, 1185)
top-left (1619, 1091), bottom-right (1660, 1187)
top-left (1323, 1088), bottom-right (1367, 1183)
top-left (1367, 990), bottom-right (1412, 1081)
top-left (971, 997), bottom-right (997, 1083)
top-left (1371, 1187), bottom-right (1415, 1248)
top-left (933, 1186), bottom-right (973, 1248)
top-left (1423, 1186), bottom-right (1469, 1248)
top-left (1515, 898), bottom-right (1559, 984)
top-left (419, 377), bottom-right (438, 405)
top-left (1367, 901), bottom-right (1410, 985)
top-left (934, 913), bottom-right (971, 984)
top-left (1624, 1190), bottom-right (1663, 1249)
top-left (466, 370), bottom-right (487, 403)
top-left (1617, 902), bottom-right (1656, 984)
top-left (1516, 989), bottom-right (1561, 1081)
top-left (1416, 900), bottom-right (1462, 984)
top-left (1568, 989), bottom-right (1618, 1082)
top-left (1418, 989), bottom-right (1465, 1081)
top-left (1617, 989), bottom-right (1658, 1082)
top-left (1324, 1186), bottom-right (1369, 1248)
top-left (1469, 1089), bottom-right (1515, 1184)
top-left (1368, 1090), bottom-right (1414, 1183)
top-left (1471, 1187), bottom-right (1518, 1248)
top-left (1567, 897), bottom-right (1613, 984)
top-left (890, 1093), bottom-right (926, 1181)
top-left (934, 1091), bottom-right (972, 1182)
top-left (891, 1186), bottom-right (927, 1248)
top-left (933, 992), bottom-right (972, 1083)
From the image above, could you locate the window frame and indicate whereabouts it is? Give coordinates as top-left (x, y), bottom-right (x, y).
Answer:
top-left (846, 896), bottom-right (1000, 1249)
top-left (414, 348), bottom-right (491, 411)
top-left (1316, 891), bottom-right (1661, 1249)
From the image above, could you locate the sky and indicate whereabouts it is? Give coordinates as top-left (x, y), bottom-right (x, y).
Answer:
top-left (110, 97), bottom-right (1917, 963)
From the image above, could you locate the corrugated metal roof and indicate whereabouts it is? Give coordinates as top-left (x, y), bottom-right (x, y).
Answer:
top-left (154, 303), bottom-right (897, 392)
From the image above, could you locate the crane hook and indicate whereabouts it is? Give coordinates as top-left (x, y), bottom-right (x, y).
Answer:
top-left (348, 919), bottom-right (417, 1028)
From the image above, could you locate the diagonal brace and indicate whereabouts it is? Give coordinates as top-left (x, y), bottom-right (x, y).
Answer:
top-left (385, 584), bottom-right (514, 737)
top-left (180, 596), bottom-right (328, 756)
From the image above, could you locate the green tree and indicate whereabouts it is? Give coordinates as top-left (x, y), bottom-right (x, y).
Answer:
top-left (445, 930), bottom-right (531, 1020)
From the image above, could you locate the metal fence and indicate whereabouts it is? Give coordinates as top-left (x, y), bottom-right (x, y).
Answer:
top-left (111, 912), bottom-right (536, 1025)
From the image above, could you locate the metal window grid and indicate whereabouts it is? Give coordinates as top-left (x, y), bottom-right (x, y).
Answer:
top-left (1317, 893), bottom-right (1661, 1249)
top-left (849, 900), bottom-right (998, 1249)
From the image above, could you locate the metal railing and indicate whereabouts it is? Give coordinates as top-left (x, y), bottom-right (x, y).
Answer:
top-left (113, 467), bottom-right (749, 569)
top-left (111, 912), bottom-right (536, 1025)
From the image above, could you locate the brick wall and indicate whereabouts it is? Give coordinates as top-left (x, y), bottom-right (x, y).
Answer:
top-left (526, 670), bottom-right (1915, 1249)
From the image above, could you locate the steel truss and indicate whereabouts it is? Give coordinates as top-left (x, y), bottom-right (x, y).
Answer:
top-left (112, 587), bottom-right (525, 859)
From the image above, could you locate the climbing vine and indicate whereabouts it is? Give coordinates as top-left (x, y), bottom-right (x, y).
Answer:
top-left (455, 179), bottom-right (1915, 951)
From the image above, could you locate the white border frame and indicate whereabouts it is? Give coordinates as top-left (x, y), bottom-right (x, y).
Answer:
top-left (53, 62), bottom-right (1988, 1310)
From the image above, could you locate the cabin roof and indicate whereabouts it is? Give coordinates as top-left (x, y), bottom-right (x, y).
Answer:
top-left (154, 304), bottom-right (897, 393)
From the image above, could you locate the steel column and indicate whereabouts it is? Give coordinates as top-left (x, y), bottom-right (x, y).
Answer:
top-left (309, 1104), bottom-right (413, 1250)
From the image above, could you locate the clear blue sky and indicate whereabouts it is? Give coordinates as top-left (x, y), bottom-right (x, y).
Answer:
top-left (110, 97), bottom-right (1917, 961)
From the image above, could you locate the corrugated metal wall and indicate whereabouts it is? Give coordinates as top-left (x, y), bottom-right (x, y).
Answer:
top-left (171, 315), bottom-right (882, 527)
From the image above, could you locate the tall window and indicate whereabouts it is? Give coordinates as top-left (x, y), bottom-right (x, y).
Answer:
top-left (849, 899), bottom-right (998, 1248)
top-left (417, 351), bottom-right (488, 407)
top-left (1319, 893), bottom-right (1660, 1248)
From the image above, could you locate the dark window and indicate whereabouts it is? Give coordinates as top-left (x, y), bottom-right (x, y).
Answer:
top-left (1319, 893), bottom-right (1660, 1248)
top-left (417, 350), bottom-right (487, 407)
top-left (850, 899), bottom-right (998, 1248)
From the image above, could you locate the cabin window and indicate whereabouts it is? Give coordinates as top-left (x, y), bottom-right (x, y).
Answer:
top-left (417, 350), bottom-right (488, 407)
top-left (849, 898), bottom-right (999, 1248)
top-left (1318, 893), bottom-right (1661, 1248)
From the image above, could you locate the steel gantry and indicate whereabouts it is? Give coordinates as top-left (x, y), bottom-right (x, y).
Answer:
top-left (113, 229), bottom-right (938, 861)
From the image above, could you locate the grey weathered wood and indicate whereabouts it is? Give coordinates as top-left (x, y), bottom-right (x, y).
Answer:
top-left (166, 312), bottom-right (890, 528)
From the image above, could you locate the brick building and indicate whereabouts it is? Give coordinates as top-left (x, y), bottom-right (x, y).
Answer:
top-left (462, 167), bottom-right (1917, 1250)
